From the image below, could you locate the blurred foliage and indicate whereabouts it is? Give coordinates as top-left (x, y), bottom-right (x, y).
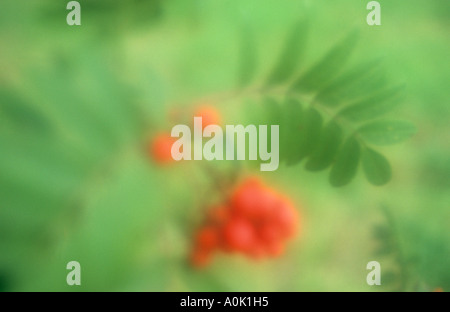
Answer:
top-left (233, 24), bottom-right (415, 187)
top-left (0, 0), bottom-right (449, 292)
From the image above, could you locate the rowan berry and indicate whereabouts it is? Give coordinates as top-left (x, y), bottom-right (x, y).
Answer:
top-left (259, 223), bottom-right (282, 243)
top-left (272, 199), bottom-right (299, 238)
top-left (149, 133), bottom-right (176, 164)
top-left (194, 105), bottom-right (221, 129)
top-left (230, 178), bottom-right (268, 218)
top-left (222, 217), bottom-right (256, 252)
top-left (195, 226), bottom-right (219, 251)
top-left (190, 177), bottom-right (301, 268)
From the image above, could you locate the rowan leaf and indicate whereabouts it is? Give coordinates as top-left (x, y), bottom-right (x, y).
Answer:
top-left (362, 147), bottom-right (392, 186)
top-left (290, 30), bottom-right (359, 93)
top-left (265, 19), bottom-right (308, 86)
top-left (314, 58), bottom-right (384, 107)
top-left (287, 105), bottom-right (323, 166)
top-left (237, 23), bottom-right (257, 89)
top-left (305, 120), bottom-right (343, 171)
top-left (358, 120), bottom-right (416, 145)
top-left (280, 98), bottom-right (304, 164)
top-left (338, 86), bottom-right (404, 122)
top-left (329, 136), bottom-right (360, 187)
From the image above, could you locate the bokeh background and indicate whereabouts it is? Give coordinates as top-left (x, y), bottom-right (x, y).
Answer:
top-left (0, 0), bottom-right (448, 292)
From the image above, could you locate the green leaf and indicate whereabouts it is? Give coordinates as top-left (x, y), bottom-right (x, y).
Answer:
top-left (358, 120), bottom-right (416, 145)
top-left (305, 120), bottom-right (343, 171)
top-left (362, 148), bottom-right (392, 185)
top-left (286, 105), bottom-right (323, 166)
top-left (290, 30), bottom-right (359, 93)
top-left (338, 86), bottom-right (404, 122)
top-left (280, 98), bottom-right (304, 164)
top-left (262, 97), bottom-right (282, 150)
top-left (265, 19), bottom-right (308, 86)
top-left (336, 62), bottom-right (388, 101)
top-left (237, 23), bottom-right (257, 88)
top-left (329, 136), bottom-right (360, 187)
top-left (314, 58), bottom-right (384, 107)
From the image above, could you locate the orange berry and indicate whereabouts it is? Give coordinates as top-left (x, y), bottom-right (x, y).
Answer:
top-left (195, 226), bottom-right (219, 251)
top-left (273, 199), bottom-right (299, 238)
top-left (150, 133), bottom-right (176, 164)
top-left (231, 179), bottom-right (263, 214)
top-left (194, 105), bottom-right (221, 129)
top-left (259, 223), bottom-right (282, 243)
top-left (255, 188), bottom-right (280, 219)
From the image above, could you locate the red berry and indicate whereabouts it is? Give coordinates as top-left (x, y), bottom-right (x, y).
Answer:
top-left (189, 177), bottom-right (301, 267)
top-left (256, 188), bottom-right (280, 219)
top-left (231, 179), bottom-right (263, 214)
top-left (259, 223), bottom-right (281, 243)
top-left (231, 179), bottom-right (280, 222)
top-left (273, 199), bottom-right (299, 238)
top-left (150, 133), bottom-right (176, 164)
top-left (223, 217), bottom-right (256, 252)
top-left (195, 226), bottom-right (219, 251)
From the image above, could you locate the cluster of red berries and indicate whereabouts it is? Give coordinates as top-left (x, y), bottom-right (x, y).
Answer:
top-left (191, 177), bottom-right (300, 268)
top-left (149, 105), bottom-right (220, 164)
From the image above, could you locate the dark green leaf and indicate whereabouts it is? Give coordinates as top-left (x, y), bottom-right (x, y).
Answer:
top-left (237, 24), bottom-right (257, 88)
top-left (290, 30), bottom-right (359, 93)
top-left (286, 105), bottom-right (323, 166)
top-left (329, 136), bottom-right (360, 187)
top-left (338, 86), bottom-right (404, 122)
top-left (358, 120), bottom-right (416, 145)
top-left (362, 148), bottom-right (392, 185)
top-left (305, 120), bottom-right (343, 171)
top-left (280, 98), bottom-right (304, 164)
top-left (265, 19), bottom-right (308, 86)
